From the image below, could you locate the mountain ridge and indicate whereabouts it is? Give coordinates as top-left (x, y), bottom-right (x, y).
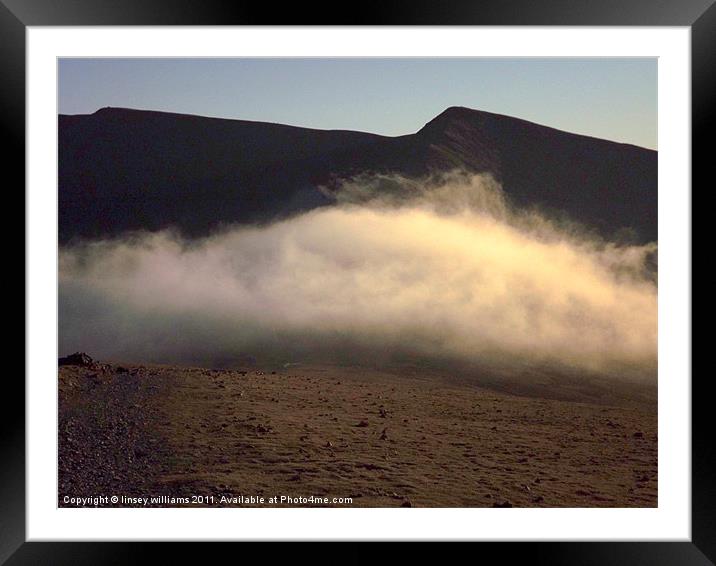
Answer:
top-left (68, 105), bottom-right (654, 150)
top-left (58, 105), bottom-right (657, 243)
top-left (420, 106), bottom-right (653, 150)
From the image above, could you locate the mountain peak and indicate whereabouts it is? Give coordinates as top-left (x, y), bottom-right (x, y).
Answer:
top-left (434, 105), bottom-right (476, 118)
top-left (93, 106), bottom-right (134, 115)
top-left (421, 106), bottom-right (479, 129)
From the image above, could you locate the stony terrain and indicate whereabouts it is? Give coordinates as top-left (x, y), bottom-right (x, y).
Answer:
top-left (58, 358), bottom-right (657, 508)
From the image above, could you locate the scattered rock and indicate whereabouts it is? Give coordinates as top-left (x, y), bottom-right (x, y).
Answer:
top-left (59, 352), bottom-right (95, 367)
top-left (633, 431), bottom-right (644, 438)
top-left (492, 501), bottom-right (513, 508)
top-left (356, 420), bottom-right (369, 428)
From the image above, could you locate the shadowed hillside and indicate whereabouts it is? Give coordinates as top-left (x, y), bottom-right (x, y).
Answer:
top-left (59, 106), bottom-right (656, 243)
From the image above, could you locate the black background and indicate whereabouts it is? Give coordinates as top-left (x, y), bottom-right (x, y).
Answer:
top-left (4, 1), bottom-right (706, 563)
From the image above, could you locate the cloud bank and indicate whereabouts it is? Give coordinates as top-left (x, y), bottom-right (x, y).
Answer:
top-left (59, 172), bottom-right (657, 379)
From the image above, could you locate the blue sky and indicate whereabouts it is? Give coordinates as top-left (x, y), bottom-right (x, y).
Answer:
top-left (58, 58), bottom-right (657, 149)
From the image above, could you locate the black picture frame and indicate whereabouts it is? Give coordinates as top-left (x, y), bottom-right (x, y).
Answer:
top-left (5, 1), bottom-right (704, 563)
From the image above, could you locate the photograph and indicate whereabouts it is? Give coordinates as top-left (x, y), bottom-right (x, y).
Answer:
top-left (56, 57), bottom-right (658, 509)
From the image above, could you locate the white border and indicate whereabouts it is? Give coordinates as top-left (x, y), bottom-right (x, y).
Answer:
top-left (27, 27), bottom-right (691, 541)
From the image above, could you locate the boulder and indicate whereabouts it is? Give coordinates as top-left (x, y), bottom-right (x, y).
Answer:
top-left (58, 352), bottom-right (95, 367)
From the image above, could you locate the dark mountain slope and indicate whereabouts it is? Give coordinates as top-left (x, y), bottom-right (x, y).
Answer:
top-left (59, 108), bottom-right (386, 241)
top-left (59, 106), bottom-right (657, 243)
top-left (417, 107), bottom-right (657, 241)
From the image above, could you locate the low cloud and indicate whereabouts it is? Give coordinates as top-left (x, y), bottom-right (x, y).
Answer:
top-left (59, 172), bottom-right (657, 380)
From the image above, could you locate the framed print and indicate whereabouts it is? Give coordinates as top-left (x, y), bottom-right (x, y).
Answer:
top-left (6, 0), bottom-right (706, 563)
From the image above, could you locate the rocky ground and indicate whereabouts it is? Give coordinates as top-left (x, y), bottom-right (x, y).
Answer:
top-left (58, 357), bottom-right (657, 508)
